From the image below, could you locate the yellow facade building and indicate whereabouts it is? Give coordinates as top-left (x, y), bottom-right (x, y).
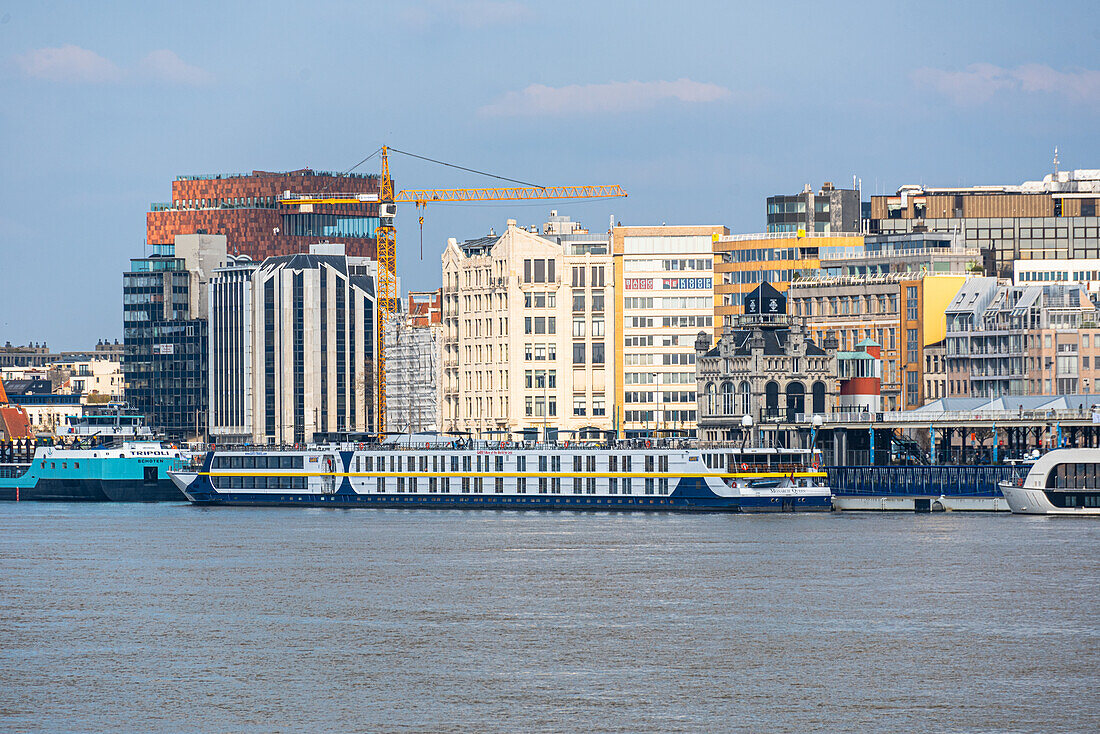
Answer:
top-left (712, 232), bottom-right (865, 334)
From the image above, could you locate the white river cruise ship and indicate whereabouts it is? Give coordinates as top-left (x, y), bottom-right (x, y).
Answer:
top-left (170, 438), bottom-right (832, 513)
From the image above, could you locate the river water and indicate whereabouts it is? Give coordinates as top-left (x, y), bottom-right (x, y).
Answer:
top-left (0, 504), bottom-right (1096, 733)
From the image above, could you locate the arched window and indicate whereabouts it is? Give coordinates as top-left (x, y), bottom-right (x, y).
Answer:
top-left (721, 381), bottom-right (734, 415)
top-left (765, 381), bottom-right (780, 418)
top-left (785, 381), bottom-right (805, 423)
top-left (812, 381), bottom-right (826, 415)
top-left (739, 381), bottom-right (751, 417)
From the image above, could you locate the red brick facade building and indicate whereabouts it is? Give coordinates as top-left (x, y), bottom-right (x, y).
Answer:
top-left (406, 290), bottom-right (443, 326)
top-left (147, 169), bottom-right (382, 260)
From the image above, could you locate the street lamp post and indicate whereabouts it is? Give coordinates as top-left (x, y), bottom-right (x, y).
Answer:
top-left (809, 413), bottom-right (824, 455)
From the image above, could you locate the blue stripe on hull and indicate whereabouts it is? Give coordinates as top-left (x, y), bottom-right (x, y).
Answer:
top-left (182, 489), bottom-right (832, 513)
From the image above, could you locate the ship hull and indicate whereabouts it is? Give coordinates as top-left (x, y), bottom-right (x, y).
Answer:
top-left (0, 479), bottom-right (184, 502)
top-left (180, 488), bottom-right (832, 512)
top-left (0, 443), bottom-right (190, 502)
top-left (999, 481), bottom-right (1100, 515)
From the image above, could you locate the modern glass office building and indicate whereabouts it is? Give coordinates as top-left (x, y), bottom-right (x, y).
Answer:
top-left (123, 241), bottom-right (215, 440)
top-left (766, 182), bottom-right (860, 234)
top-left (868, 169), bottom-right (1100, 278)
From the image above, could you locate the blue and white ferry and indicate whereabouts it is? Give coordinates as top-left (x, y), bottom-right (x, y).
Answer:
top-left (0, 442), bottom-right (190, 502)
top-left (169, 440), bottom-right (832, 512)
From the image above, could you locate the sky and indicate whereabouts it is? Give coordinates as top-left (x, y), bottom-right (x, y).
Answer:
top-left (1, 0), bottom-right (1099, 348)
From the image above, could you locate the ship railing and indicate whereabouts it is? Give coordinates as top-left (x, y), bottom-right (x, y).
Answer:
top-left (0, 464), bottom-right (32, 478)
top-left (189, 438), bottom-right (702, 453)
top-left (695, 441), bottom-right (818, 451)
top-left (729, 462), bottom-right (815, 473)
top-left (801, 407), bottom-right (1100, 425)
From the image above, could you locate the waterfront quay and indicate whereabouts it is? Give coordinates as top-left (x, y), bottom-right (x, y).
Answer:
top-left (803, 398), bottom-right (1100, 466)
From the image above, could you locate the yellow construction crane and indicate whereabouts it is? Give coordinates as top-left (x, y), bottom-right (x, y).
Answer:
top-left (280, 145), bottom-right (627, 435)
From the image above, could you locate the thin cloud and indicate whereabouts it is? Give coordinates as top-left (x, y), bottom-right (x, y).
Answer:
top-left (14, 44), bottom-right (122, 83)
top-left (140, 50), bottom-right (212, 86)
top-left (480, 78), bottom-right (732, 117)
top-left (401, 0), bottom-right (532, 29)
top-left (912, 63), bottom-right (1100, 105)
top-left (13, 45), bottom-right (211, 85)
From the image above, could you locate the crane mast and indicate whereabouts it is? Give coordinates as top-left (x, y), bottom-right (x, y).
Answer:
top-left (375, 146), bottom-right (396, 434)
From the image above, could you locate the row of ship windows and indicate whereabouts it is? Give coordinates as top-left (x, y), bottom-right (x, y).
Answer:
top-left (213, 453), bottom-right (692, 475)
top-left (217, 476), bottom-right (308, 489)
top-left (355, 453), bottom-right (671, 474)
top-left (211, 453), bottom-right (674, 474)
top-left (1046, 492), bottom-right (1100, 508)
top-left (212, 455), bottom-right (305, 469)
top-left (1047, 462), bottom-right (1100, 488)
top-left (702, 453), bottom-right (809, 468)
top-left (213, 476), bottom-right (673, 494)
top-left (392, 476), bottom-right (669, 495)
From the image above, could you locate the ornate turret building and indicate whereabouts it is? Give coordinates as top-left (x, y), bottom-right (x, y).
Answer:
top-left (695, 283), bottom-right (837, 445)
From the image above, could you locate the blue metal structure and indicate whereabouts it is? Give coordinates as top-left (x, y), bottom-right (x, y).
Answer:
top-left (827, 465), bottom-right (1024, 498)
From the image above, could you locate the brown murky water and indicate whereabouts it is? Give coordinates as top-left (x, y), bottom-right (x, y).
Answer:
top-left (1, 505), bottom-right (1096, 733)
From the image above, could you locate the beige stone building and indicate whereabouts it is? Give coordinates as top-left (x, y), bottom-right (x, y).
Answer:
top-left (441, 217), bottom-right (614, 440)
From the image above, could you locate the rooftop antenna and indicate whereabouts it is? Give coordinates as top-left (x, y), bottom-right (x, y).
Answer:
top-left (1053, 146), bottom-right (1060, 176)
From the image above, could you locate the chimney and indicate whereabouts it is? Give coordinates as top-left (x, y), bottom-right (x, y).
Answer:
top-left (694, 330), bottom-right (712, 354)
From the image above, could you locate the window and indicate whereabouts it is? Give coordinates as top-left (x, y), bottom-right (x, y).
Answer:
top-left (573, 397), bottom-right (586, 416)
top-left (573, 343), bottom-right (586, 364)
top-left (907, 328), bottom-right (918, 355)
top-left (593, 398), bottom-right (606, 416)
top-left (591, 290), bottom-right (605, 312)
top-left (592, 343), bottom-right (605, 364)
top-left (572, 266), bottom-right (586, 287)
top-left (524, 259), bottom-right (554, 283)
top-left (906, 286), bottom-right (918, 320)
top-left (573, 289), bottom-right (585, 312)
top-left (591, 318), bottom-right (604, 337)
top-left (573, 318), bottom-right (585, 337)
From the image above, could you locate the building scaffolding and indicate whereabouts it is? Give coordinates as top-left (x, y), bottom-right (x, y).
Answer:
top-left (384, 317), bottom-right (441, 435)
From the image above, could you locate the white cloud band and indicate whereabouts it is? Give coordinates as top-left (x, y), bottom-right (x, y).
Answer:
top-left (14, 45), bottom-right (211, 86)
top-left (480, 78), bottom-right (732, 117)
top-left (912, 63), bottom-right (1100, 104)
